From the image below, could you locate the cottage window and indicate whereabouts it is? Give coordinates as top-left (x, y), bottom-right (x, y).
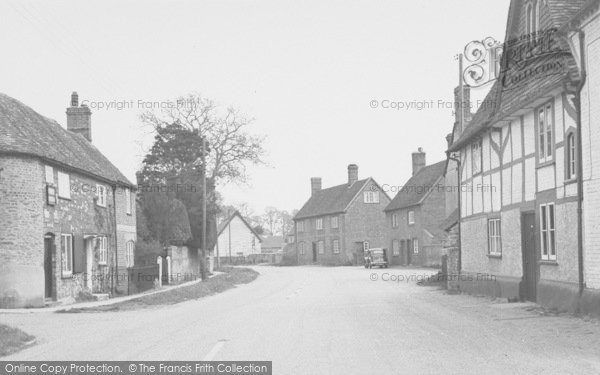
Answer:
top-left (392, 240), bottom-right (400, 256)
top-left (96, 185), bottom-right (107, 207)
top-left (413, 238), bottom-right (419, 254)
top-left (488, 219), bottom-right (502, 256)
top-left (471, 139), bottom-right (482, 175)
top-left (299, 242), bottom-right (306, 255)
top-left (126, 241), bottom-right (135, 268)
top-left (408, 211), bottom-right (415, 225)
top-left (538, 103), bottom-right (554, 163)
top-left (333, 239), bottom-right (340, 254)
top-left (363, 191), bottom-right (380, 204)
top-left (297, 221), bottom-right (304, 233)
top-left (125, 188), bottom-right (132, 215)
top-left (392, 214), bottom-right (399, 228)
top-left (318, 241), bottom-right (325, 254)
top-left (331, 216), bottom-right (339, 229)
top-left (61, 234), bottom-right (73, 277)
top-left (316, 218), bottom-right (323, 230)
top-left (567, 133), bottom-right (576, 180)
top-left (45, 166), bottom-right (54, 184)
top-left (98, 236), bottom-right (108, 265)
top-left (363, 241), bottom-right (369, 251)
top-left (540, 203), bottom-right (556, 261)
top-left (57, 172), bottom-right (71, 199)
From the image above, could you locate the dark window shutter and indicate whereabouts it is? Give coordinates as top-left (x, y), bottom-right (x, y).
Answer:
top-left (73, 236), bottom-right (85, 273)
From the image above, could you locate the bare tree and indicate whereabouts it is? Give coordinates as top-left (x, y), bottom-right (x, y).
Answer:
top-left (140, 93), bottom-right (266, 183)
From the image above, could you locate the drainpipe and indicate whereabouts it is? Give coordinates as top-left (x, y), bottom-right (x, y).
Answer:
top-left (112, 185), bottom-right (118, 294)
top-left (575, 31), bottom-right (587, 295)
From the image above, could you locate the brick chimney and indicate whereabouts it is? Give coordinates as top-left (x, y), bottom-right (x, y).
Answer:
top-left (311, 177), bottom-right (322, 196)
top-left (66, 91), bottom-right (92, 142)
top-left (347, 164), bottom-right (358, 186)
top-left (412, 148), bottom-right (426, 176)
top-left (454, 85), bottom-right (471, 134)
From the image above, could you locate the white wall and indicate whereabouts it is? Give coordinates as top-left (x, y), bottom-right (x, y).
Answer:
top-left (215, 216), bottom-right (261, 258)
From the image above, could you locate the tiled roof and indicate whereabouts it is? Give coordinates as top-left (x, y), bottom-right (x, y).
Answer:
top-left (217, 211), bottom-right (262, 241)
top-left (294, 179), bottom-right (370, 220)
top-left (440, 208), bottom-right (459, 232)
top-left (261, 236), bottom-right (285, 249)
top-left (448, 0), bottom-right (586, 153)
top-left (0, 93), bottom-right (133, 187)
top-left (384, 161), bottom-right (446, 212)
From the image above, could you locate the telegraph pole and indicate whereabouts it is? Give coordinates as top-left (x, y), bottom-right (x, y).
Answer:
top-left (200, 136), bottom-right (208, 281)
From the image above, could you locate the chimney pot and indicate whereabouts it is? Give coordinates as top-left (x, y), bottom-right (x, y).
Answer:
top-left (311, 177), bottom-right (322, 196)
top-left (347, 164), bottom-right (358, 186)
top-left (66, 91), bottom-right (92, 142)
top-left (412, 148), bottom-right (426, 176)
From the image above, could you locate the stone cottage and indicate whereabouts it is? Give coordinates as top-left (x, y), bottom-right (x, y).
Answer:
top-left (0, 92), bottom-right (136, 308)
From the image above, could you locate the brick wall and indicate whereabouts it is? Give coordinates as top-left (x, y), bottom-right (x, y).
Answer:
top-left (115, 186), bottom-right (136, 294)
top-left (0, 156), bottom-right (45, 308)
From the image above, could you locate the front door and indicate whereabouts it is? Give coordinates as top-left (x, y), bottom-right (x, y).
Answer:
top-left (85, 238), bottom-right (94, 290)
top-left (44, 236), bottom-right (54, 298)
top-left (406, 239), bottom-right (412, 265)
top-left (521, 212), bottom-right (537, 302)
top-left (312, 243), bottom-right (317, 263)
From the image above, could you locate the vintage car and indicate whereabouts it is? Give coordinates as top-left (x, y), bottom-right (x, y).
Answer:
top-left (364, 248), bottom-right (388, 269)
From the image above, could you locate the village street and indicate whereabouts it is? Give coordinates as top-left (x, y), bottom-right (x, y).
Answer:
top-left (2, 266), bottom-right (600, 374)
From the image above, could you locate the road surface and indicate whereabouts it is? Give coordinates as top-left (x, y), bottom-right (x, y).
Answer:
top-left (2, 266), bottom-right (600, 374)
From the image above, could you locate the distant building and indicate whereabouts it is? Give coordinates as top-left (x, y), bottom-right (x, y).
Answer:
top-left (0, 92), bottom-right (136, 308)
top-left (261, 236), bottom-right (285, 253)
top-left (384, 149), bottom-right (447, 267)
top-left (294, 164), bottom-right (391, 266)
top-left (214, 211), bottom-right (262, 261)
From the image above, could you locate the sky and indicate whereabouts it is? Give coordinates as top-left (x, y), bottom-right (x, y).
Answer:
top-left (0, 0), bottom-right (510, 216)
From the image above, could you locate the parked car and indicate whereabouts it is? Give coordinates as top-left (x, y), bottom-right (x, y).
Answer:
top-left (364, 248), bottom-right (388, 268)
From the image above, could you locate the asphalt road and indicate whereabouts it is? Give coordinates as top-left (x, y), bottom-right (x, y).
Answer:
top-left (2, 266), bottom-right (600, 374)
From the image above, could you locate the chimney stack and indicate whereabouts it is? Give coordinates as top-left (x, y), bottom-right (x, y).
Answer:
top-left (347, 164), bottom-right (358, 186)
top-left (412, 148), bottom-right (426, 176)
top-left (446, 133), bottom-right (453, 150)
top-left (66, 91), bottom-right (92, 142)
top-left (311, 177), bottom-right (322, 196)
top-left (454, 85), bottom-right (471, 134)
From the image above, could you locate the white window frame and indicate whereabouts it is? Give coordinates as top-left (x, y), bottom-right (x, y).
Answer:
top-left (98, 236), bottom-right (108, 265)
top-left (96, 184), bottom-right (107, 207)
top-left (45, 166), bottom-right (54, 184)
top-left (392, 214), bottom-right (398, 228)
top-left (408, 211), bottom-right (415, 225)
top-left (318, 240), bottom-right (325, 254)
top-left (61, 234), bottom-right (73, 277)
top-left (363, 191), bottom-right (380, 204)
top-left (413, 238), bottom-right (419, 254)
top-left (331, 216), bottom-right (338, 229)
top-left (126, 241), bottom-right (135, 268)
top-left (299, 242), bottom-right (305, 255)
top-left (538, 103), bottom-right (554, 164)
top-left (540, 203), bottom-right (556, 261)
top-left (363, 241), bottom-right (369, 251)
top-left (333, 239), bottom-right (340, 254)
top-left (125, 188), bottom-right (132, 215)
top-left (488, 219), bottom-right (502, 256)
top-left (57, 172), bottom-right (71, 199)
top-left (316, 218), bottom-right (323, 230)
top-left (392, 240), bottom-right (400, 256)
top-left (297, 221), bottom-right (304, 233)
top-left (567, 133), bottom-right (576, 180)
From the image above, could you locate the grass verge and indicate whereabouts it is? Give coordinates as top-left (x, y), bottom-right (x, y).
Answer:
top-left (57, 267), bottom-right (259, 313)
top-left (0, 324), bottom-right (35, 357)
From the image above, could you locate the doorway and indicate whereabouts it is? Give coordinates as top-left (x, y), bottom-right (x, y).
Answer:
top-left (44, 234), bottom-right (54, 299)
top-left (312, 243), bottom-right (317, 263)
top-left (521, 212), bottom-right (537, 302)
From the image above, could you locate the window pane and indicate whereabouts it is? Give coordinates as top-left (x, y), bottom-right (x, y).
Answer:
top-left (541, 206), bottom-right (547, 231)
top-left (549, 205), bottom-right (555, 230)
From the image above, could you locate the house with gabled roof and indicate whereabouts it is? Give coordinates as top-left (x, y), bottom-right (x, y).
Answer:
top-left (445, 0), bottom-right (589, 310)
top-left (213, 210), bottom-right (262, 262)
top-left (0, 92), bottom-right (136, 308)
top-left (384, 149), bottom-right (447, 267)
top-left (294, 164), bottom-right (391, 266)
